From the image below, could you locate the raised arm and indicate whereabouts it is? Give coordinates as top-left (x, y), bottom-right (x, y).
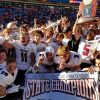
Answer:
top-left (72, 12), bottom-right (82, 40)
top-left (2, 40), bottom-right (14, 49)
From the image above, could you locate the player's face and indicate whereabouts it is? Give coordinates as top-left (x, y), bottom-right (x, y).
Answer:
top-left (86, 32), bottom-right (96, 41)
top-left (6, 62), bottom-right (16, 74)
top-left (95, 59), bottom-right (100, 69)
top-left (59, 53), bottom-right (70, 62)
top-left (89, 25), bottom-right (97, 30)
top-left (56, 36), bottom-right (63, 43)
top-left (34, 34), bottom-right (42, 42)
top-left (20, 27), bottom-right (28, 34)
top-left (20, 34), bottom-right (29, 45)
top-left (11, 25), bottom-right (17, 32)
top-left (46, 32), bottom-right (53, 39)
top-left (46, 52), bottom-right (53, 62)
top-left (0, 52), bottom-right (7, 63)
top-left (65, 31), bottom-right (72, 39)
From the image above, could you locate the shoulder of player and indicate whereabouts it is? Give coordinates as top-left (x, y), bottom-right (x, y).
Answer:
top-left (23, 42), bottom-right (37, 50)
top-left (0, 69), bottom-right (8, 73)
top-left (0, 69), bottom-right (9, 81)
top-left (94, 35), bottom-right (100, 40)
top-left (70, 51), bottom-right (81, 59)
top-left (10, 40), bottom-right (20, 47)
top-left (70, 51), bottom-right (82, 65)
top-left (10, 40), bottom-right (18, 44)
top-left (28, 42), bottom-right (36, 46)
top-left (0, 68), bottom-right (17, 76)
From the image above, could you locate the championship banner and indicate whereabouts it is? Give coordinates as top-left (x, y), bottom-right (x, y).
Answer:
top-left (23, 72), bottom-right (99, 100)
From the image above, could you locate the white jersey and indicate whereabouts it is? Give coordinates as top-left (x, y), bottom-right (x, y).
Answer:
top-left (78, 40), bottom-right (99, 63)
top-left (94, 35), bottom-right (100, 52)
top-left (0, 36), bottom-right (5, 44)
top-left (0, 68), bottom-right (18, 87)
top-left (49, 41), bottom-right (62, 52)
top-left (62, 38), bottom-right (70, 46)
top-left (33, 42), bottom-right (46, 53)
top-left (54, 51), bottom-right (82, 67)
top-left (0, 62), bottom-right (6, 70)
top-left (97, 43), bottom-right (100, 52)
top-left (11, 40), bottom-right (37, 70)
top-left (94, 35), bottom-right (100, 40)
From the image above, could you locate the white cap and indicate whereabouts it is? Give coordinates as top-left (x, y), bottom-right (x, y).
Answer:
top-left (45, 46), bottom-right (55, 55)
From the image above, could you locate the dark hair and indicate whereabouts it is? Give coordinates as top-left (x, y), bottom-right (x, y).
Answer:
top-left (33, 30), bottom-right (44, 38)
top-left (56, 33), bottom-right (64, 39)
top-left (7, 57), bottom-right (16, 65)
top-left (63, 27), bottom-right (72, 33)
top-left (0, 47), bottom-right (7, 55)
top-left (20, 25), bottom-right (28, 33)
top-left (87, 29), bottom-right (96, 35)
top-left (96, 53), bottom-right (100, 60)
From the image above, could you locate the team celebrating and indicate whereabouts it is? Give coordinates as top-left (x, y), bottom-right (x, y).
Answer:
top-left (0, 9), bottom-right (100, 99)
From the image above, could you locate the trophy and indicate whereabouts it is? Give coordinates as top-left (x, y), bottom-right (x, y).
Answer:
top-left (77, 0), bottom-right (98, 24)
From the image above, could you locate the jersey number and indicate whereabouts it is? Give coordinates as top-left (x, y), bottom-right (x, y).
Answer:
top-left (21, 52), bottom-right (27, 62)
top-left (1, 71), bottom-right (8, 76)
top-left (82, 44), bottom-right (91, 56)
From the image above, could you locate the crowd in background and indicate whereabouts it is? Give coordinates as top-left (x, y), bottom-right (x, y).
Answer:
top-left (0, 4), bottom-right (77, 29)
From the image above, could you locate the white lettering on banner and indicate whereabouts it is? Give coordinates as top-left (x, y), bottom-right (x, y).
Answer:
top-left (24, 78), bottom-right (97, 99)
top-left (24, 79), bottom-right (50, 99)
top-left (23, 72), bottom-right (99, 100)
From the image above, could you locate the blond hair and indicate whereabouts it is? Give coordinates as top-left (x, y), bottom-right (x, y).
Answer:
top-left (57, 46), bottom-right (70, 56)
top-left (2, 28), bottom-right (11, 37)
